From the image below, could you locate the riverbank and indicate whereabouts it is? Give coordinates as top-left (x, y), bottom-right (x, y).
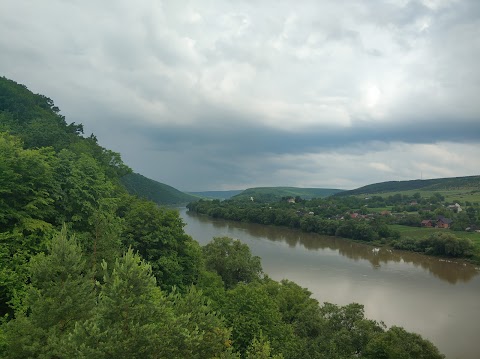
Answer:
top-left (186, 200), bottom-right (479, 264)
top-left (180, 208), bottom-right (480, 359)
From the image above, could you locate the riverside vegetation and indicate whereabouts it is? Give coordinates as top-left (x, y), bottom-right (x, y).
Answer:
top-left (187, 188), bottom-right (479, 262)
top-left (0, 76), bottom-right (445, 358)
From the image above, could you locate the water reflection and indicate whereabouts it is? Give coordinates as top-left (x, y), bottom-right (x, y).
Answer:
top-left (186, 211), bottom-right (479, 284)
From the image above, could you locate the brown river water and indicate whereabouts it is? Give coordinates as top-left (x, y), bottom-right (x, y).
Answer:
top-left (179, 208), bottom-right (480, 359)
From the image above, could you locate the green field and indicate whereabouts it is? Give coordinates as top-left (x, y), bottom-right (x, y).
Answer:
top-left (336, 175), bottom-right (480, 198)
top-left (390, 224), bottom-right (480, 252)
top-left (364, 189), bottom-right (480, 204)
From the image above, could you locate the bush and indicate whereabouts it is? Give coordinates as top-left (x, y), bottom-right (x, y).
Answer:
top-left (418, 233), bottom-right (474, 257)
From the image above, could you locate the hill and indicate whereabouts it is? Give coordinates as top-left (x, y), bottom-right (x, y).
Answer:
top-left (0, 76), bottom-right (445, 359)
top-left (232, 186), bottom-right (344, 202)
top-left (188, 190), bottom-right (243, 200)
top-left (335, 175), bottom-right (480, 197)
top-left (121, 172), bottom-right (199, 205)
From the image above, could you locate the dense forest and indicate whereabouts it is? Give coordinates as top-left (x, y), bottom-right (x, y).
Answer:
top-left (121, 172), bottom-right (199, 205)
top-left (0, 76), bottom-right (444, 358)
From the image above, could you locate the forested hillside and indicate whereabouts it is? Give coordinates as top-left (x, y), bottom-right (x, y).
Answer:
top-left (336, 176), bottom-right (480, 197)
top-left (188, 189), bottom-right (244, 200)
top-left (233, 186), bottom-right (344, 202)
top-left (121, 172), bottom-right (199, 205)
top-left (0, 77), bottom-right (444, 358)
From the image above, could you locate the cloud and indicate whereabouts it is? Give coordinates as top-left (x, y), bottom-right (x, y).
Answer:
top-left (0, 0), bottom-right (479, 190)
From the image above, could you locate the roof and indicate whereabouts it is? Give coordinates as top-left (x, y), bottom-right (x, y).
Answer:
top-left (437, 215), bottom-right (453, 224)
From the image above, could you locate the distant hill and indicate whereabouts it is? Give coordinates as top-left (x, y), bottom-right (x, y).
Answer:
top-left (232, 187), bottom-right (344, 202)
top-left (121, 173), bottom-right (199, 205)
top-left (188, 190), bottom-right (243, 200)
top-left (335, 175), bottom-right (480, 197)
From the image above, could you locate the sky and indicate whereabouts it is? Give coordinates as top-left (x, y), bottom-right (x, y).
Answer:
top-left (1, 0), bottom-right (480, 191)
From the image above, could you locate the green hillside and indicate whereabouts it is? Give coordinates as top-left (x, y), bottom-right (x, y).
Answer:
top-left (335, 175), bottom-right (480, 197)
top-left (121, 172), bottom-right (199, 205)
top-left (0, 76), bottom-right (445, 359)
top-left (188, 190), bottom-right (243, 200)
top-left (232, 186), bottom-right (344, 202)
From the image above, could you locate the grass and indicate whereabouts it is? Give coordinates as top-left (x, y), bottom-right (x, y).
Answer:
top-left (361, 189), bottom-right (480, 204)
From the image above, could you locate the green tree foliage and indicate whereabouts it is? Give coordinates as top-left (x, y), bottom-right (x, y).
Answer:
top-left (2, 227), bottom-right (95, 358)
top-left (120, 197), bottom-right (202, 290)
top-left (393, 232), bottom-right (474, 257)
top-left (203, 237), bottom-right (263, 289)
top-left (55, 150), bottom-right (116, 230)
top-left (222, 282), bottom-right (295, 357)
top-left (0, 133), bottom-right (59, 317)
top-left (121, 172), bottom-right (198, 205)
top-left (420, 232), bottom-right (474, 257)
top-left (169, 286), bottom-right (233, 359)
top-left (66, 249), bottom-right (189, 358)
top-left (466, 206), bottom-right (477, 224)
top-left (0, 133), bottom-right (58, 231)
top-left (317, 302), bottom-right (384, 358)
top-left (363, 326), bottom-right (444, 359)
top-left (246, 334), bottom-right (284, 359)
top-left (0, 76), bottom-right (446, 359)
top-left (188, 199), bottom-right (401, 246)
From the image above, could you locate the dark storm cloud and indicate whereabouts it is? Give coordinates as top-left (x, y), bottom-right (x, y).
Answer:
top-left (1, 0), bottom-right (479, 190)
top-left (140, 116), bottom-right (480, 157)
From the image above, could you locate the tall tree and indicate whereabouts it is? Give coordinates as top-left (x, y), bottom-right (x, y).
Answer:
top-left (203, 237), bottom-right (263, 289)
top-left (2, 226), bottom-right (95, 358)
top-left (120, 197), bottom-right (202, 290)
top-left (223, 282), bottom-right (295, 357)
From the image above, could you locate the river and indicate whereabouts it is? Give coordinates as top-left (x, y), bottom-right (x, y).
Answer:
top-left (179, 208), bottom-right (480, 359)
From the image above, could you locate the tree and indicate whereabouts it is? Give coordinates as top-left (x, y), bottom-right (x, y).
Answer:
top-left (223, 283), bottom-right (294, 357)
top-left (419, 232), bottom-right (474, 257)
top-left (466, 206), bottom-right (477, 224)
top-left (203, 237), bottom-right (263, 289)
top-left (169, 286), bottom-right (233, 359)
top-left (364, 326), bottom-right (445, 359)
top-left (55, 150), bottom-right (115, 231)
top-left (120, 197), bottom-right (202, 290)
top-left (246, 335), bottom-right (284, 359)
top-left (2, 226), bottom-right (95, 358)
top-left (66, 248), bottom-right (189, 359)
top-left (0, 133), bottom-right (58, 230)
top-left (316, 302), bottom-right (384, 358)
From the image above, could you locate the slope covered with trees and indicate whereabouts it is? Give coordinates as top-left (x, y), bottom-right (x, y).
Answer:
top-left (121, 172), bottom-right (199, 205)
top-left (233, 186), bottom-right (344, 202)
top-left (188, 189), bottom-right (244, 200)
top-left (0, 76), bottom-right (444, 358)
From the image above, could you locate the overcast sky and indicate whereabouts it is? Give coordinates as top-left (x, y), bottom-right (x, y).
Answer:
top-left (1, 0), bottom-right (479, 191)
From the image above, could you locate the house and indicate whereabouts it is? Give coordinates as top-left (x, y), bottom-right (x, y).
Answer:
top-left (448, 203), bottom-right (462, 213)
top-left (350, 213), bottom-right (360, 219)
top-left (421, 220), bottom-right (433, 227)
top-left (437, 216), bottom-right (452, 229)
top-left (287, 198), bottom-right (296, 204)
